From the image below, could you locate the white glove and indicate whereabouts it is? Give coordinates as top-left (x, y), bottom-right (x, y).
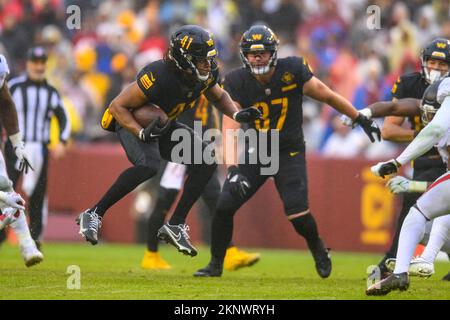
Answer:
top-left (340, 108), bottom-right (373, 127)
top-left (0, 191), bottom-right (25, 210)
top-left (386, 176), bottom-right (428, 194)
top-left (9, 133), bottom-right (34, 173)
top-left (371, 158), bottom-right (401, 178)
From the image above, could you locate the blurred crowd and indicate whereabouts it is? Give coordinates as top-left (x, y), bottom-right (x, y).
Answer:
top-left (0, 0), bottom-right (449, 159)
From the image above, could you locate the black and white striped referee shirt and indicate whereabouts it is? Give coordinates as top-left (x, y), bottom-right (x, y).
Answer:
top-left (7, 75), bottom-right (70, 144)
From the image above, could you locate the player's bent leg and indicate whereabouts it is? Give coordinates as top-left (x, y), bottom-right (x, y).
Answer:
top-left (146, 187), bottom-right (179, 251)
top-left (288, 211), bottom-right (332, 278)
top-left (195, 186), bottom-right (246, 277)
top-left (12, 210), bottom-right (43, 267)
top-left (367, 174), bottom-right (450, 295)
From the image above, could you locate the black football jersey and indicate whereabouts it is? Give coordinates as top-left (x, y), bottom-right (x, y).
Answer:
top-left (136, 59), bottom-right (219, 120)
top-left (391, 72), bottom-right (444, 169)
top-left (224, 56), bottom-right (314, 149)
top-left (177, 94), bottom-right (218, 130)
top-left (391, 72), bottom-right (428, 132)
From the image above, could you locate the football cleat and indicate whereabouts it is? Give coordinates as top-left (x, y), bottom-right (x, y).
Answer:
top-left (20, 244), bottom-right (44, 267)
top-left (224, 246), bottom-right (261, 271)
top-left (0, 208), bottom-right (19, 230)
top-left (157, 223), bottom-right (197, 257)
top-left (140, 250), bottom-right (172, 270)
top-left (366, 272), bottom-right (409, 296)
top-left (385, 257), bottom-right (434, 278)
top-left (309, 238), bottom-right (332, 278)
top-left (76, 208), bottom-right (102, 245)
top-left (193, 262), bottom-right (223, 277)
top-left (442, 271), bottom-right (450, 281)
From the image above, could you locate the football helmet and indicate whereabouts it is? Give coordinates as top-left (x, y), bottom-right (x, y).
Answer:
top-left (421, 38), bottom-right (450, 83)
top-left (168, 25), bottom-right (218, 82)
top-left (420, 79), bottom-right (442, 125)
top-left (239, 25), bottom-right (279, 75)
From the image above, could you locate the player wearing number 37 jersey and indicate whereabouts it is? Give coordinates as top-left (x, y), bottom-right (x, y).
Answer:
top-left (194, 25), bottom-right (381, 278)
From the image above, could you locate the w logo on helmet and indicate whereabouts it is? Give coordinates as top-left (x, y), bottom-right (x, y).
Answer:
top-left (252, 34), bottom-right (262, 40)
top-left (437, 42), bottom-right (447, 49)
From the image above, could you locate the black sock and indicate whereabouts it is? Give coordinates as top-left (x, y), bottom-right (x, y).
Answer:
top-left (146, 188), bottom-right (179, 251)
top-left (94, 165), bottom-right (157, 217)
top-left (210, 209), bottom-right (235, 265)
top-left (169, 163), bottom-right (216, 225)
top-left (290, 213), bottom-right (321, 248)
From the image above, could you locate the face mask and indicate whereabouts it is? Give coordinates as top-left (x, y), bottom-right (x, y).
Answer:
top-left (428, 69), bottom-right (443, 84)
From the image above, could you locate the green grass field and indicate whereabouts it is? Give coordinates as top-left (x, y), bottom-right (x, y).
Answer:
top-left (0, 242), bottom-right (449, 300)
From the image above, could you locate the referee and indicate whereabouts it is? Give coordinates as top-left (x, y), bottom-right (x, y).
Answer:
top-left (5, 47), bottom-right (70, 248)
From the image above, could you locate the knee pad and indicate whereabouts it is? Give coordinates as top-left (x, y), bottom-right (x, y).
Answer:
top-left (0, 175), bottom-right (13, 192)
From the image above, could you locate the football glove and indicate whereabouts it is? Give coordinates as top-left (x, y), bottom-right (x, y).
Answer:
top-left (233, 107), bottom-right (263, 123)
top-left (138, 118), bottom-right (171, 142)
top-left (341, 108), bottom-right (372, 127)
top-left (227, 165), bottom-right (251, 199)
top-left (386, 176), bottom-right (428, 194)
top-left (0, 191), bottom-right (25, 211)
top-left (9, 133), bottom-right (34, 174)
top-left (371, 159), bottom-right (401, 178)
top-left (354, 112), bottom-right (381, 143)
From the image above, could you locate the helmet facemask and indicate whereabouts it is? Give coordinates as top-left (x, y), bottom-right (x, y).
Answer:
top-left (421, 57), bottom-right (450, 84)
top-left (419, 103), bottom-right (438, 125)
top-left (240, 49), bottom-right (277, 75)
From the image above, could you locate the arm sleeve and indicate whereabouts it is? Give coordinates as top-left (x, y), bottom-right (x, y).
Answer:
top-left (391, 77), bottom-right (404, 99)
top-left (136, 64), bottom-right (161, 100)
top-left (51, 90), bottom-right (71, 143)
top-left (396, 96), bottom-right (450, 165)
top-left (298, 57), bottom-right (314, 83)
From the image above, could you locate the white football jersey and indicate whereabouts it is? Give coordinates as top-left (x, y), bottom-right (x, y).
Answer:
top-left (0, 54), bottom-right (9, 88)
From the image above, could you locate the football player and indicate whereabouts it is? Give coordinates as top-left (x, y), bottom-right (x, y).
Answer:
top-left (141, 95), bottom-right (260, 270)
top-left (367, 38), bottom-right (450, 278)
top-left (194, 25), bottom-right (381, 278)
top-left (367, 77), bottom-right (450, 295)
top-left (0, 54), bottom-right (42, 267)
top-left (77, 25), bottom-right (261, 257)
top-left (343, 80), bottom-right (450, 280)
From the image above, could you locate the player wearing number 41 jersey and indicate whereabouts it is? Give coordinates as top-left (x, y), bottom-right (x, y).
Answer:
top-left (194, 25), bottom-right (381, 278)
top-left (77, 25), bottom-right (261, 255)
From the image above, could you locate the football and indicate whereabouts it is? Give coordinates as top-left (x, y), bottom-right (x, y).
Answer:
top-left (132, 104), bottom-right (169, 128)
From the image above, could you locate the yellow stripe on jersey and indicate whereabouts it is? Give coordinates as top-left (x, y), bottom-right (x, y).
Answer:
top-left (281, 84), bottom-right (298, 92)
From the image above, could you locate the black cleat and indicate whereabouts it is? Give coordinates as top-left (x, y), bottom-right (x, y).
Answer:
top-left (157, 223), bottom-right (198, 257)
top-left (367, 261), bottom-right (391, 281)
top-left (366, 272), bottom-right (409, 296)
top-left (309, 238), bottom-right (332, 278)
top-left (442, 271), bottom-right (450, 281)
top-left (194, 262), bottom-right (223, 277)
top-left (76, 208), bottom-right (102, 245)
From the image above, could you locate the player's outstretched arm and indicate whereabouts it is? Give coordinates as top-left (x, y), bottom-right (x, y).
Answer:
top-left (304, 76), bottom-right (381, 142)
top-left (395, 96), bottom-right (450, 166)
top-left (205, 84), bottom-right (261, 123)
top-left (366, 98), bottom-right (420, 118)
top-left (109, 82), bottom-right (149, 137)
top-left (371, 96), bottom-right (450, 178)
